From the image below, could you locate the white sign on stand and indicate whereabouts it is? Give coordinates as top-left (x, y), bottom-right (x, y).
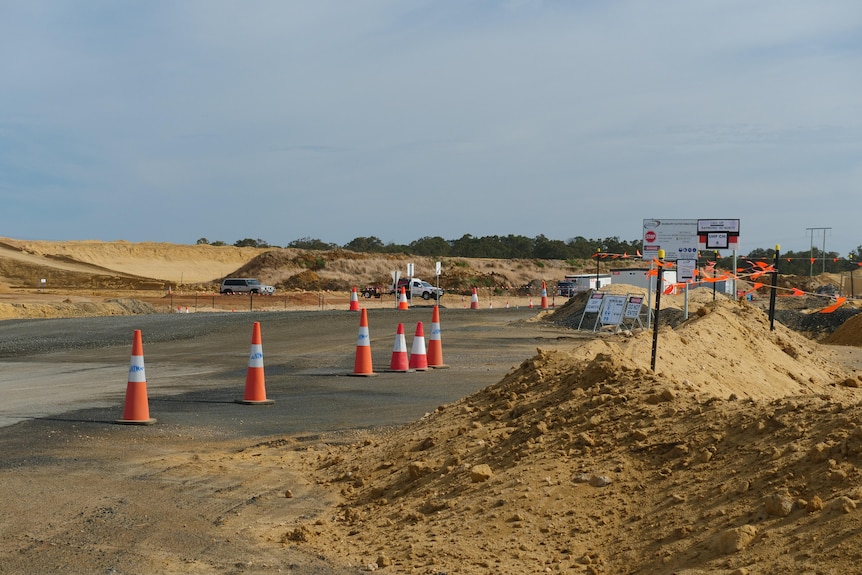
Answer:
top-left (584, 292), bottom-right (605, 313)
top-left (598, 294), bottom-right (628, 329)
top-left (676, 259), bottom-right (697, 283)
top-left (577, 291), bottom-right (606, 331)
top-left (623, 295), bottom-right (645, 330)
top-left (642, 219), bottom-right (699, 262)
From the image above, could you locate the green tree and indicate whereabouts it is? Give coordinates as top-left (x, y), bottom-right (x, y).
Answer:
top-left (234, 238), bottom-right (272, 248)
top-left (409, 236), bottom-right (451, 256)
top-left (288, 237), bottom-right (335, 250)
top-left (343, 236), bottom-right (385, 253)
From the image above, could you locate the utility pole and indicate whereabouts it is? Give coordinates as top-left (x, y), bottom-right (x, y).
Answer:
top-left (806, 227), bottom-right (831, 276)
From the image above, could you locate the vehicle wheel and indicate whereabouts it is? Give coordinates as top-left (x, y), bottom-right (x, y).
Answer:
top-left (422, 292), bottom-right (431, 300)
top-left (363, 292), bottom-right (372, 298)
top-left (251, 289), bottom-right (259, 295)
top-left (222, 290), bottom-right (233, 295)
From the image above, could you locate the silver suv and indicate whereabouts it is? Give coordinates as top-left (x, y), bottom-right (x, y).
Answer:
top-left (219, 278), bottom-right (276, 295)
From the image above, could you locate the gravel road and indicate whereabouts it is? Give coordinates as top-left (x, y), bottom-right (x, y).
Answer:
top-left (0, 306), bottom-right (590, 575)
top-left (0, 306), bottom-right (586, 432)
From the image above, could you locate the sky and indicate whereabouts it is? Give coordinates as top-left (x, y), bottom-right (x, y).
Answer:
top-left (2, 1), bottom-right (861, 256)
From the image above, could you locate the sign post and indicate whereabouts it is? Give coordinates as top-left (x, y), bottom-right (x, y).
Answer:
top-left (435, 261), bottom-right (441, 302)
top-left (650, 250), bottom-right (666, 372)
top-left (697, 219), bottom-right (741, 296)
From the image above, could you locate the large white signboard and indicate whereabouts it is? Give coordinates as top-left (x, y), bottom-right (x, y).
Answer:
top-left (697, 219), bottom-right (741, 250)
top-left (642, 219), bottom-right (699, 262)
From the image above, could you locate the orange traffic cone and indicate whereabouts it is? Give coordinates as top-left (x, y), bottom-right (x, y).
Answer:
top-left (236, 322), bottom-right (274, 405)
top-left (351, 308), bottom-right (377, 376)
top-left (398, 286), bottom-right (410, 310)
top-left (540, 281), bottom-right (549, 309)
top-left (389, 323), bottom-right (410, 372)
top-left (349, 286), bottom-right (360, 311)
top-left (409, 322), bottom-right (429, 371)
top-left (427, 306), bottom-right (448, 368)
top-left (470, 287), bottom-right (479, 309)
top-left (116, 329), bottom-right (156, 425)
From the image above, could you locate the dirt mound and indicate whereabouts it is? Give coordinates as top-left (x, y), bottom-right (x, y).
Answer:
top-left (288, 299), bottom-right (862, 573)
top-left (822, 313), bottom-right (862, 346)
top-left (0, 298), bottom-right (158, 319)
top-left (0, 238), bottom-right (261, 284)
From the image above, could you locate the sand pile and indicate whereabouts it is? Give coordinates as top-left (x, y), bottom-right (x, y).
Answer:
top-left (0, 298), bottom-right (158, 319)
top-left (821, 313), bottom-right (862, 347)
top-left (284, 299), bottom-right (862, 574)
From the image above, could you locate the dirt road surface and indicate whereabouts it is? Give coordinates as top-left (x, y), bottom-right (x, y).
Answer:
top-left (0, 306), bottom-right (581, 574)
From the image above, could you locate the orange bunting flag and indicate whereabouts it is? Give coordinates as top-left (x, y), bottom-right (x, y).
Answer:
top-left (647, 269), bottom-right (658, 277)
top-left (810, 258), bottom-right (816, 264)
top-left (663, 285), bottom-right (674, 295)
top-left (744, 283), bottom-right (765, 296)
top-left (819, 297), bottom-right (847, 314)
top-left (788, 288), bottom-right (805, 297)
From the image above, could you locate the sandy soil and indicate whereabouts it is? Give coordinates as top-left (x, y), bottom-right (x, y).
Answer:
top-left (3, 238), bottom-right (862, 574)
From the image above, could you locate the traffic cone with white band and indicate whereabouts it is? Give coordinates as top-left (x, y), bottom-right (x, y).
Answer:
top-left (116, 330), bottom-right (156, 425)
top-left (351, 308), bottom-right (377, 376)
top-left (349, 286), bottom-right (360, 311)
top-left (237, 321), bottom-right (274, 404)
top-left (389, 323), bottom-right (410, 372)
top-left (427, 306), bottom-right (448, 368)
top-left (409, 322), bottom-right (429, 371)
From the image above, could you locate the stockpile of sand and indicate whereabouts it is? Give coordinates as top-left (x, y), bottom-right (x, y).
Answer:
top-left (0, 298), bottom-right (158, 319)
top-left (0, 238), bottom-right (262, 284)
top-left (822, 313), bottom-right (862, 347)
top-left (284, 299), bottom-right (862, 574)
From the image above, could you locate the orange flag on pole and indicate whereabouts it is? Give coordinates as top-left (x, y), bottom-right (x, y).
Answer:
top-left (819, 297), bottom-right (846, 314)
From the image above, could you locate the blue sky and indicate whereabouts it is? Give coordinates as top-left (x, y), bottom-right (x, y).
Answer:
top-left (2, 1), bottom-right (860, 255)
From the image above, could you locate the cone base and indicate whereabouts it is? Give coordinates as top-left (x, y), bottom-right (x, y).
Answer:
top-left (429, 364), bottom-right (450, 369)
top-left (235, 398), bottom-right (275, 405)
top-left (385, 368), bottom-right (415, 373)
top-left (115, 418), bottom-right (157, 425)
top-left (347, 372), bottom-right (379, 377)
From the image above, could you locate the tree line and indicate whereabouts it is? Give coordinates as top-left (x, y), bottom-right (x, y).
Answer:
top-left (195, 235), bottom-right (862, 276)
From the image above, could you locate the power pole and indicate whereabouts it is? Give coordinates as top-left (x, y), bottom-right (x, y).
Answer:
top-left (806, 227), bottom-right (831, 276)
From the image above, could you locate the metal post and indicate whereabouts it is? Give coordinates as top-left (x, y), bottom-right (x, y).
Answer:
top-left (712, 250), bottom-right (718, 301)
top-left (595, 249), bottom-right (601, 289)
top-left (769, 245), bottom-right (780, 331)
top-left (650, 250), bottom-right (665, 372)
top-left (807, 227), bottom-right (831, 276)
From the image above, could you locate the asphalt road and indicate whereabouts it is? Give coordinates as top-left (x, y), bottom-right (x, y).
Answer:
top-left (0, 306), bottom-right (590, 435)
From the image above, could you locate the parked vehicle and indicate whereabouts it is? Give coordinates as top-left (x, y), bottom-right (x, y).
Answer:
top-left (219, 278), bottom-right (276, 295)
top-left (389, 278), bottom-right (444, 300)
top-left (556, 281), bottom-right (576, 297)
top-left (361, 285), bottom-right (385, 298)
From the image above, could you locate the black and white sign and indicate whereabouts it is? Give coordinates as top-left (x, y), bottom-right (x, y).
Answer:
top-left (600, 295), bottom-right (628, 326)
top-left (584, 292), bottom-right (605, 313)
